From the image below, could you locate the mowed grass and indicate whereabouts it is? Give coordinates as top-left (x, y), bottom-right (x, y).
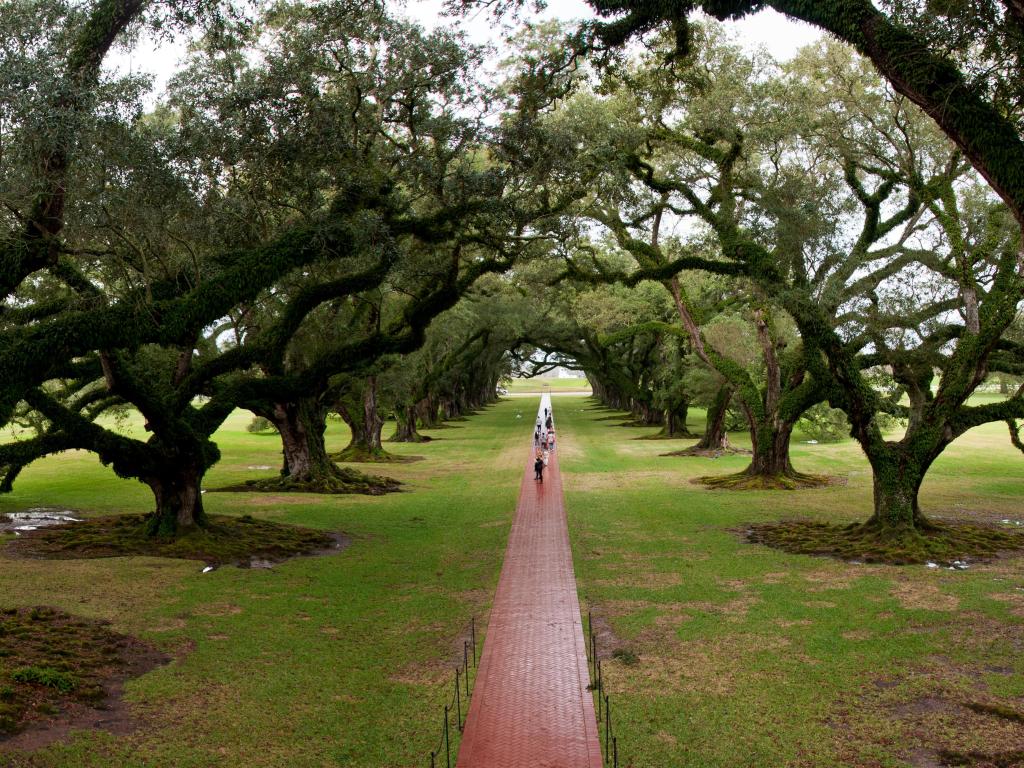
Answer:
top-left (2, 395), bottom-right (1022, 766)
top-left (504, 377), bottom-right (592, 394)
top-left (0, 402), bottom-right (538, 767)
top-left (559, 399), bottom-right (1024, 767)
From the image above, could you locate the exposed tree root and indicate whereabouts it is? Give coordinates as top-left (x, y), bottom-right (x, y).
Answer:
top-left (387, 433), bottom-right (432, 444)
top-left (698, 471), bottom-right (838, 490)
top-left (218, 466), bottom-right (402, 495)
top-left (329, 448), bottom-right (423, 464)
top-left (745, 518), bottom-right (1024, 565)
top-left (661, 444), bottom-right (751, 457)
top-left (637, 430), bottom-right (699, 440)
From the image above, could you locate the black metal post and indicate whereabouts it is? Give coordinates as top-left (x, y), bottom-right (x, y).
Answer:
top-left (455, 669), bottom-right (462, 731)
top-left (613, 737), bottom-right (618, 768)
top-left (471, 617), bottom-right (476, 666)
top-left (431, 752), bottom-right (435, 768)
top-left (444, 705), bottom-right (451, 768)
top-left (604, 694), bottom-right (610, 764)
top-left (464, 641), bottom-right (470, 697)
top-left (597, 660), bottom-right (602, 721)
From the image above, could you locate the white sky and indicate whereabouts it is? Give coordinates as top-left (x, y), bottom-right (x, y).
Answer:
top-left (111, 1), bottom-right (822, 100)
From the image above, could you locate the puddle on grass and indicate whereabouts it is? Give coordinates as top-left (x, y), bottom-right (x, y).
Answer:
top-left (0, 508), bottom-right (81, 534)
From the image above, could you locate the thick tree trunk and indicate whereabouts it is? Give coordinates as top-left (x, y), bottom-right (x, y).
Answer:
top-left (335, 376), bottom-right (389, 461)
top-left (695, 386), bottom-right (733, 451)
top-left (234, 396), bottom-right (400, 493)
top-left (659, 400), bottom-right (697, 438)
top-left (416, 396), bottom-right (442, 429)
top-left (389, 404), bottom-right (429, 443)
top-left (632, 400), bottom-right (663, 425)
top-left (743, 420), bottom-right (796, 477)
top-left (863, 445), bottom-right (933, 531)
top-left (266, 398), bottom-right (333, 480)
top-left (143, 461), bottom-right (207, 536)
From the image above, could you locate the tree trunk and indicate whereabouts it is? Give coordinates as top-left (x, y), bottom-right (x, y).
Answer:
top-left (335, 376), bottom-right (389, 461)
top-left (416, 397), bottom-right (442, 429)
top-left (659, 400), bottom-right (696, 438)
top-left (266, 398), bottom-right (333, 480)
top-left (632, 400), bottom-right (663, 425)
top-left (144, 461), bottom-right (207, 536)
top-left (237, 396), bottom-right (400, 493)
top-left (863, 444), bottom-right (932, 531)
top-left (695, 386), bottom-right (733, 451)
top-left (389, 404), bottom-right (429, 443)
top-left (743, 419), bottom-right (796, 477)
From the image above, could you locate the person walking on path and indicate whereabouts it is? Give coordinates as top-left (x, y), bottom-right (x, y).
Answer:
top-left (547, 429), bottom-right (555, 451)
top-left (545, 415), bottom-right (553, 430)
top-left (534, 454), bottom-right (545, 482)
top-left (534, 428), bottom-right (541, 447)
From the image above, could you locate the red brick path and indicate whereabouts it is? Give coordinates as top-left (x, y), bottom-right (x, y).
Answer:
top-left (456, 397), bottom-right (603, 768)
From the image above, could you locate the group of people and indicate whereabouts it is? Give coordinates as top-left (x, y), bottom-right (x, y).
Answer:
top-left (533, 408), bottom-right (555, 482)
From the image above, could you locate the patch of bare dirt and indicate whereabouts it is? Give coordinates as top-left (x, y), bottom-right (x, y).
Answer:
top-left (0, 607), bottom-right (170, 754)
top-left (827, 614), bottom-right (1024, 768)
top-left (890, 582), bottom-right (960, 611)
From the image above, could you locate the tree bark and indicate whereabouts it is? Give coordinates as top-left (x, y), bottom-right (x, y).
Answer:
top-left (659, 399), bottom-right (696, 438)
top-left (866, 451), bottom-right (928, 530)
top-left (632, 399), bottom-right (663, 425)
top-left (416, 396), bottom-right (442, 429)
top-left (265, 398), bottom-right (333, 480)
top-left (336, 376), bottom-right (388, 460)
top-left (143, 461), bottom-right (207, 536)
top-left (389, 404), bottom-right (429, 442)
top-left (743, 418), bottom-right (796, 477)
top-left (694, 386), bottom-right (733, 451)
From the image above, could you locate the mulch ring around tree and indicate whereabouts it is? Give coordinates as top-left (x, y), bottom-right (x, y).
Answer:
top-left (4, 513), bottom-right (346, 567)
top-left (742, 518), bottom-right (1024, 565)
top-left (0, 606), bottom-right (169, 750)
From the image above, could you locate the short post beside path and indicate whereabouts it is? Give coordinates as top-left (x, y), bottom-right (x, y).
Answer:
top-left (456, 395), bottom-right (603, 768)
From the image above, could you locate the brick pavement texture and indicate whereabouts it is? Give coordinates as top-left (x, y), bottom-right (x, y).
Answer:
top-left (456, 396), bottom-right (603, 768)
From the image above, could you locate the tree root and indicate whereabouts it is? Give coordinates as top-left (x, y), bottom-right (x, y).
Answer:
top-left (329, 448), bottom-right (423, 464)
top-left (7, 513), bottom-right (339, 562)
top-left (216, 466), bottom-right (402, 495)
top-left (637, 430), bottom-right (700, 440)
top-left (387, 433), bottom-right (433, 444)
top-left (745, 518), bottom-right (1024, 565)
top-left (698, 471), bottom-right (838, 490)
top-left (661, 444), bottom-right (751, 457)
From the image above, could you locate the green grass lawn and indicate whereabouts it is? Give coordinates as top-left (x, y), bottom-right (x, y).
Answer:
top-left (1, 397), bottom-right (1022, 766)
top-left (504, 377), bottom-right (592, 393)
top-left (0, 403), bottom-right (538, 767)
top-left (559, 401), bottom-right (1024, 767)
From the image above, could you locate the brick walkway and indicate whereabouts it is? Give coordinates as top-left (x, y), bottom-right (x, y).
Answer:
top-left (456, 395), bottom-right (603, 768)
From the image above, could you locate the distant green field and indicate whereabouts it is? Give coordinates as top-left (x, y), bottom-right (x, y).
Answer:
top-left (504, 377), bottom-right (591, 393)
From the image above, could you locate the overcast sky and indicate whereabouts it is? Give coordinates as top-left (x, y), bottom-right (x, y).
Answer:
top-left (110, 1), bottom-right (822, 99)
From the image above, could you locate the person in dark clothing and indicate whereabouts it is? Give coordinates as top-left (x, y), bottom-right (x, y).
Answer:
top-left (545, 415), bottom-right (553, 430)
top-left (534, 429), bottom-right (541, 447)
top-left (534, 456), bottom-right (545, 482)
